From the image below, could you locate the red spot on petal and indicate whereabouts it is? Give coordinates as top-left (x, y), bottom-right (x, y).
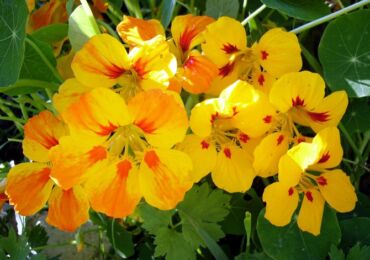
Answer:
top-left (222, 43), bottom-right (239, 54)
top-left (97, 122), bottom-right (118, 136)
top-left (307, 111), bottom-right (330, 122)
top-left (116, 160), bottom-right (132, 178)
top-left (258, 74), bottom-right (265, 86)
top-left (179, 28), bottom-right (197, 53)
top-left (306, 191), bottom-right (313, 202)
top-left (135, 119), bottom-right (156, 134)
top-left (261, 50), bottom-right (269, 60)
top-left (210, 112), bottom-right (219, 124)
top-left (263, 115), bottom-right (272, 123)
top-left (223, 148), bottom-right (231, 159)
top-left (201, 140), bottom-right (210, 149)
top-left (292, 96), bottom-right (305, 107)
top-left (144, 150), bottom-right (160, 169)
top-left (316, 176), bottom-right (328, 186)
top-left (277, 134), bottom-right (284, 145)
top-left (183, 55), bottom-right (197, 69)
top-left (88, 146), bottom-right (107, 162)
top-left (297, 137), bottom-right (306, 143)
top-left (232, 106), bottom-right (238, 116)
top-left (288, 187), bottom-right (294, 196)
top-left (239, 133), bottom-right (250, 143)
top-left (133, 58), bottom-right (148, 78)
top-left (218, 62), bottom-right (234, 77)
top-left (318, 152), bottom-right (330, 163)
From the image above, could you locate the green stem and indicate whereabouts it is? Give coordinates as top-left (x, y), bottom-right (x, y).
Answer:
top-left (339, 123), bottom-right (362, 159)
top-left (32, 241), bottom-right (75, 251)
top-left (25, 37), bottom-right (63, 83)
top-left (241, 4), bottom-right (267, 26)
top-left (300, 44), bottom-right (323, 75)
top-left (97, 19), bottom-right (120, 39)
top-left (290, 0), bottom-right (370, 34)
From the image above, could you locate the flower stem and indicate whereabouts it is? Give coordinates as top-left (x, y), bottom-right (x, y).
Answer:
top-left (241, 4), bottom-right (267, 26)
top-left (290, 0), bottom-right (370, 34)
top-left (339, 123), bottom-right (362, 159)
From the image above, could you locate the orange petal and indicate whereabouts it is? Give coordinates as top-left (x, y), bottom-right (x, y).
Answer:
top-left (72, 34), bottom-right (130, 88)
top-left (62, 88), bottom-right (132, 137)
top-left (171, 14), bottom-right (214, 55)
top-left (117, 15), bottom-right (165, 46)
top-left (50, 136), bottom-right (108, 190)
top-left (6, 163), bottom-right (53, 215)
top-left (140, 149), bottom-right (193, 210)
top-left (46, 185), bottom-right (89, 232)
top-left (28, 0), bottom-right (68, 31)
top-left (129, 89), bottom-right (188, 148)
top-left (23, 110), bottom-right (68, 162)
top-left (85, 158), bottom-right (141, 218)
top-left (178, 51), bottom-right (218, 94)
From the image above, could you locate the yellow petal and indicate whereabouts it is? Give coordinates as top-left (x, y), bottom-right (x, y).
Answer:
top-left (23, 110), bottom-right (68, 162)
top-left (255, 28), bottom-right (302, 77)
top-left (6, 163), bottom-right (53, 215)
top-left (177, 135), bottom-right (217, 182)
top-left (212, 144), bottom-right (255, 193)
top-left (140, 149), bottom-right (193, 210)
top-left (46, 185), bottom-right (89, 232)
top-left (205, 62), bottom-right (240, 96)
top-left (316, 170), bottom-right (357, 213)
top-left (117, 15), bottom-right (165, 46)
top-left (250, 69), bottom-right (276, 96)
top-left (57, 50), bottom-right (75, 80)
top-left (297, 189), bottom-right (325, 236)
top-left (190, 98), bottom-right (220, 137)
top-left (62, 88), bottom-right (131, 137)
top-left (85, 158), bottom-right (141, 218)
top-left (72, 34), bottom-right (130, 88)
top-left (269, 71), bottom-right (325, 113)
top-left (311, 127), bottom-right (343, 169)
top-left (263, 182), bottom-right (298, 226)
top-left (129, 89), bottom-right (188, 148)
top-left (279, 142), bottom-right (319, 187)
top-left (171, 14), bottom-right (214, 55)
top-left (306, 91), bottom-right (348, 133)
top-left (52, 78), bottom-right (94, 114)
top-left (202, 16), bottom-right (247, 67)
top-left (253, 132), bottom-right (289, 177)
top-left (50, 136), bottom-right (108, 190)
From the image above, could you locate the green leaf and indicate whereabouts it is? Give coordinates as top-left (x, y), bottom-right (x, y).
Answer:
top-left (257, 206), bottom-right (341, 260)
top-left (32, 24), bottom-right (69, 45)
top-left (0, 228), bottom-right (30, 259)
top-left (27, 225), bottom-right (49, 250)
top-left (0, 0), bottom-right (28, 86)
top-left (123, 0), bottom-right (142, 18)
top-left (68, 4), bottom-right (100, 51)
top-left (106, 219), bottom-right (135, 258)
top-left (137, 203), bottom-right (174, 235)
top-left (319, 10), bottom-right (370, 98)
top-left (347, 244), bottom-right (370, 260)
top-left (260, 0), bottom-right (330, 21)
top-left (160, 0), bottom-right (176, 29)
top-left (340, 217), bottom-right (370, 251)
top-left (20, 36), bottom-right (59, 83)
top-left (221, 194), bottom-right (249, 235)
top-left (154, 229), bottom-right (196, 260)
top-left (205, 0), bottom-right (239, 19)
top-left (178, 183), bottom-right (231, 248)
top-left (329, 245), bottom-right (345, 260)
top-left (342, 98), bottom-right (370, 135)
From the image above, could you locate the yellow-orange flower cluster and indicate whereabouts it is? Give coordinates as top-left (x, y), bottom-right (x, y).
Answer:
top-left (5, 15), bottom-right (356, 235)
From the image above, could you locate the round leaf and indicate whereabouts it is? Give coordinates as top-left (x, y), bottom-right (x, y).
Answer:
top-left (319, 10), bottom-right (370, 98)
top-left (257, 206), bottom-right (341, 260)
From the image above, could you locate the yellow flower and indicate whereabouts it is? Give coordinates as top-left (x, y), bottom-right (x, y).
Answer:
top-left (263, 127), bottom-right (357, 236)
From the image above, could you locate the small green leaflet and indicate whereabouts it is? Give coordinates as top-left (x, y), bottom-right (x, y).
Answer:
top-left (0, 0), bottom-right (28, 86)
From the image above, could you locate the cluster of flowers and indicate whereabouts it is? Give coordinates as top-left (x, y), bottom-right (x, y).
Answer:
top-left (6, 15), bottom-right (357, 236)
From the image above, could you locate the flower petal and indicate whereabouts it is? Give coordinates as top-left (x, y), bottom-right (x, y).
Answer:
top-left (129, 89), bottom-right (188, 148)
top-left (6, 163), bottom-right (53, 215)
top-left (263, 182), bottom-right (298, 226)
top-left (255, 28), bottom-right (302, 77)
top-left (72, 34), bottom-right (130, 88)
top-left (140, 149), bottom-right (193, 210)
top-left (297, 189), bottom-right (325, 236)
top-left (212, 144), bottom-right (256, 193)
top-left (46, 185), bottom-right (89, 232)
top-left (117, 15), bottom-right (165, 46)
top-left (317, 170), bottom-right (357, 213)
top-left (23, 110), bottom-right (68, 162)
top-left (189, 98), bottom-right (219, 137)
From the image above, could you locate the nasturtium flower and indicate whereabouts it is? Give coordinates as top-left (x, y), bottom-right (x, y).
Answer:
top-left (6, 111), bottom-right (90, 232)
top-left (179, 80), bottom-right (275, 192)
top-left (263, 127), bottom-right (357, 236)
top-left (53, 87), bottom-right (192, 211)
top-left (201, 16), bottom-right (301, 95)
top-left (71, 33), bottom-right (177, 97)
top-left (269, 71), bottom-right (348, 133)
